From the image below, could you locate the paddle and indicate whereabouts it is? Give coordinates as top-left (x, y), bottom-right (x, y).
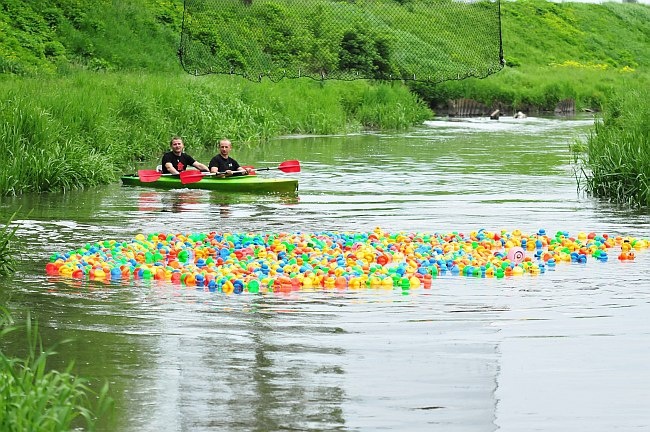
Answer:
top-left (138, 170), bottom-right (172, 183)
top-left (179, 171), bottom-right (217, 184)
top-left (179, 160), bottom-right (301, 185)
top-left (260, 159), bottom-right (301, 173)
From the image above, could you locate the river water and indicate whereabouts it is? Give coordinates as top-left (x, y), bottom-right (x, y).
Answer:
top-left (1, 115), bottom-right (649, 431)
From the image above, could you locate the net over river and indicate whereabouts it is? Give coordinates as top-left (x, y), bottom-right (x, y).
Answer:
top-left (179, 0), bottom-right (504, 82)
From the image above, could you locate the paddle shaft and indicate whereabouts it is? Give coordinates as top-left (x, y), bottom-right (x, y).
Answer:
top-left (179, 160), bottom-right (300, 184)
top-left (179, 170), bottom-right (246, 184)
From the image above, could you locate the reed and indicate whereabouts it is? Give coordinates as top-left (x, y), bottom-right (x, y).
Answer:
top-left (0, 311), bottom-right (113, 431)
top-left (0, 92), bottom-right (115, 195)
top-left (574, 83), bottom-right (650, 207)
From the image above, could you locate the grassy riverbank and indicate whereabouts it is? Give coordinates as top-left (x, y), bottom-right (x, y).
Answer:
top-left (0, 219), bottom-right (17, 277)
top-left (0, 73), bottom-right (430, 195)
top-left (2, 0), bottom-right (648, 112)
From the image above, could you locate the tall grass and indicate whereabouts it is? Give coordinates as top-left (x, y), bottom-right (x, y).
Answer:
top-left (573, 82), bottom-right (650, 207)
top-left (0, 310), bottom-right (113, 431)
top-left (0, 72), bottom-right (431, 195)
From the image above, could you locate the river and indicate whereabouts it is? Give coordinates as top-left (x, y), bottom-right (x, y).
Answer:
top-left (1, 115), bottom-right (649, 432)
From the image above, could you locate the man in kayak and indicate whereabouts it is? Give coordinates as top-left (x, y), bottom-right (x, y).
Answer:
top-left (161, 136), bottom-right (209, 174)
top-left (209, 139), bottom-right (249, 177)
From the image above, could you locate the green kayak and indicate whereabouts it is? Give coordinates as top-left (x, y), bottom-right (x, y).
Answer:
top-left (121, 174), bottom-right (298, 193)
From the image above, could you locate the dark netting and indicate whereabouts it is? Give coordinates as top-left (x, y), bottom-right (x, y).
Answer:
top-left (179, 0), bottom-right (504, 82)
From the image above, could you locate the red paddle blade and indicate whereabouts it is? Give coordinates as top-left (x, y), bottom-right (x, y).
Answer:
top-left (278, 160), bottom-right (301, 173)
top-left (179, 170), bottom-right (206, 184)
top-left (138, 170), bottom-right (163, 183)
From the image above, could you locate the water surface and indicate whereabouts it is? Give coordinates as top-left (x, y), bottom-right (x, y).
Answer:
top-left (1, 115), bottom-right (649, 432)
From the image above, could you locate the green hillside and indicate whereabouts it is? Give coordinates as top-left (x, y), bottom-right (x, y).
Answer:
top-left (2, 0), bottom-right (649, 83)
top-left (502, 0), bottom-right (649, 69)
top-left (0, 0), bottom-right (182, 74)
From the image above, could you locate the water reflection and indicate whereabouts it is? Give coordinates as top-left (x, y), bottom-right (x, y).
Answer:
top-left (135, 189), bottom-right (300, 215)
top-left (137, 190), bottom-right (205, 213)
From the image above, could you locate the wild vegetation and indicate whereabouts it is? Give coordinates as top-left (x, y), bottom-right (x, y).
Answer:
top-left (2, 0), bottom-right (648, 112)
top-left (177, 0), bottom-right (502, 82)
top-left (0, 310), bottom-right (113, 431)
top-left (0, 74), bottom-right (429, 195)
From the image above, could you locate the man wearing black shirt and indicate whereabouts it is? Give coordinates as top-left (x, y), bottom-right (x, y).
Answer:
top-left (161, 136), bottom-right (208, 174)
top-left (209, 139), bottom-right (249, 177)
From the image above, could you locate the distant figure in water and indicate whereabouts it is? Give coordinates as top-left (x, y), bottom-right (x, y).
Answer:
top-left (514, 111), bottom-right (527, 119)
